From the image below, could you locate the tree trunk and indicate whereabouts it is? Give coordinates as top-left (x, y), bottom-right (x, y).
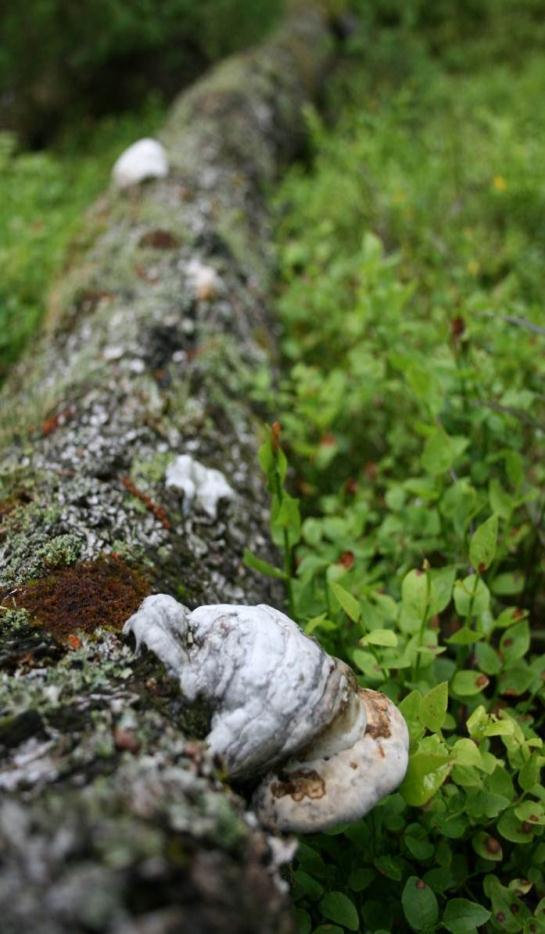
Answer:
top-left (0, 9), bottom-right (334, 932)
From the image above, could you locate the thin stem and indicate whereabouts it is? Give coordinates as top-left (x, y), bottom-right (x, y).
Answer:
top-left (274, 456), bottom-right (295, 618)
top-left (413, 566), bottom-right (431, 678)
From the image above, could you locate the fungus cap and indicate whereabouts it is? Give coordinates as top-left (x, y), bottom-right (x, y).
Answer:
top-left (165, 455), bottom-right (234, 518)
top-left (123, 597), bottom-right (409, 831)
top-left (252, 689), bottom-right (409, 833)
top-left (112, 138), bottom-right (169, 189)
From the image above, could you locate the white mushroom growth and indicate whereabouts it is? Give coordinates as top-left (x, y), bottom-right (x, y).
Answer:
top-left (165, 455), bottom-right (235, 518)
top-left (112, 138), bottom-right (169, 189)
top-left (185, 258), bottom-right (222, 301)
top-left (123, 596), bottom-right (409, 833)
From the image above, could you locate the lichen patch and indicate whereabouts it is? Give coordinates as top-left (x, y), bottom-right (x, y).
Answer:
top-left (3, 554), bottom-right (150, 641)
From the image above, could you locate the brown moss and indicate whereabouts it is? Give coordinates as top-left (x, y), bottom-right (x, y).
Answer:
top-left (41, 404), bottom-right (76, 437)
top-left (138, 229), bottom-right (180, 250)
top-left (5, 554), bottom-right (150, 641)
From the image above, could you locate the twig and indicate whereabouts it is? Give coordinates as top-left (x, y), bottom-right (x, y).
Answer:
top-left (479, 311), bottom-right (545, 336)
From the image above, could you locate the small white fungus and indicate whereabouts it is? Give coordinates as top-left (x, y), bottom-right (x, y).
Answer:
top-left (165, 454), bottom-right (234, 518)
top-left (112, 138), bottom-right (169, 190)
top-left (185, 259), bottom-right (222, 301)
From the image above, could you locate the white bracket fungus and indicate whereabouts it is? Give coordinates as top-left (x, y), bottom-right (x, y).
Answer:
top-left (123, 596), bottom-right (409, 833)
top-left (165, 454), bottom-right (235, 518)
top-left (185, 258), bottom-right (222, 301)
top-left (112, 138), bottom-right (169, 190)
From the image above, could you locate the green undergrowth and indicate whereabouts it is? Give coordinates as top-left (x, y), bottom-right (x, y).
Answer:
top-left (250, 5), bottom-right (545, 933)
top-left (0, 96), bottom-right (165, 381)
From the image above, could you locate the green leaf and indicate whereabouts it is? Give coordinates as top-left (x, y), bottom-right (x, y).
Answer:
top-left (498, 808), bottom-right (537, 843)
top-left (518, 755), bottom-right (543, 792)
top-left (294, 908), bottom-right (311, 934)
top-left (304, 615), bottom-right (337, 635)
top-left (421, 429), bottom-right (467, 476)
top-left (498, 662), bottom-right (534, 697)
top-left (362, 229), bottom-right (383, 262)
top-left (484, 875), bottom-right (527, 930)
top-left (374, 853), bottom-right (404, 881)
top-left (404, 823), bottom-right (435, 860)
top-left (447, 625), bottom-right (483, 646)
top-left (428, 566), bottom-right (456, 615)
top-left (514, 800), bottom-right (545, 825)
top-left (400, 751), bottom-right (451, 806)
top-left (451, 738), bottom-right (484, 769)
top-left (504, 450), bottom-right (524, 490)
top-left (353, 649), bottom-right (383, 678)
top-left (399, 690), bottom-right (425, 743)
top-left (401, 877), bottom-right (439, 931)
top-left (495, 606), bottom-right (528, 628)
top-left (293, 870), bottom-right (324, 900)
top-left (489, 478), bottom-right (514, 520)
top-left (420, 682), bottom-right (448, 732)
top-left (258, 431), bottom-right (287, 488)
top-left (441, 479), bottom-right (478, 536)
top-left (271, 492), bottom-right (301, 546)
top-left (475, 642), bottom-right (502, 675)
top-left (361, 628), bottom-right (398, 647)
top-left (296, 843), bottom-right (326, 876)
top-left (453, 575), bottom-right (490, 617)
top-left (442, 898), bottom-right (491, 933)
top-left (500, 621), bottom-right (530, 662)
top-left (319, 891), bottom-right (359, 931)
top-left (347, 867), bottom-right (374, 892)
top-left (400, 569), bottom-right (429, 631)
top-left (451, 669), bottom-right (489, 696)
top-left (472, 831), bottom-right (503, 862)
top-left (469, 515), bottom-right (498, 571)
top-left (243, 549), bottom-right (286, 580)
top-left (491, 571), bottom-right (524, 595)
top-left (329, 582), bottom-right (360, 622)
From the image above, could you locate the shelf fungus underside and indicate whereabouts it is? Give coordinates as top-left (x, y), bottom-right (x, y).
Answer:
top-left (124, 596), bottom-right (409, 833)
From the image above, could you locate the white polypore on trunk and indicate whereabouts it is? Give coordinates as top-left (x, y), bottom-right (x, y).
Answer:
top-left (165, 455), bottom-right (234, 518)
top-left (123, 596), bottom-right (409, 832)
top-left (124, 597), bottom-right (349, 777)
top-left (112, 138), bottom-right (169, 189)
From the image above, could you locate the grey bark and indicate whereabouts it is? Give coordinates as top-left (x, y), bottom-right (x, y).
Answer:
top-left (0, 9), bottom-right (334, 932)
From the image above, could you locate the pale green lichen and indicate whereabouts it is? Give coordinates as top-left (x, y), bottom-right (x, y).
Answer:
top-left (1, 493), bottom-right (84, 586)
top-left (130, 451), bottom-right (172, 486)
top-left (0, 607), bottom-right (30, 631)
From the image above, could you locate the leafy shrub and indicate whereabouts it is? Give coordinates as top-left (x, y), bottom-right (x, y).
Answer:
top-left (248, 9), bottom-right (545, 932)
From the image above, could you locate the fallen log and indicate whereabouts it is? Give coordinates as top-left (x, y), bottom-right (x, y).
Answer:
top-left (0, 9), bottom-right (334, 932)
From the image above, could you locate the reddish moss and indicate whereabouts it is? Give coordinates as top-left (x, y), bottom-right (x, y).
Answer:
top-left (138, 229), bottom-right (180, 250)
top-left (41, 404), bottom-right (76, 437)
top-left (5, 555), bottom-right (150, 641)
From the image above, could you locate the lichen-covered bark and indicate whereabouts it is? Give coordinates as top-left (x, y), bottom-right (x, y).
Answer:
top-left (0, 9), bottom-right (334, 932)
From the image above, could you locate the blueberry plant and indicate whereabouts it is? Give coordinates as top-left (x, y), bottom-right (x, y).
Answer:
top-left (247, 5), bottom-right (545, 931)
